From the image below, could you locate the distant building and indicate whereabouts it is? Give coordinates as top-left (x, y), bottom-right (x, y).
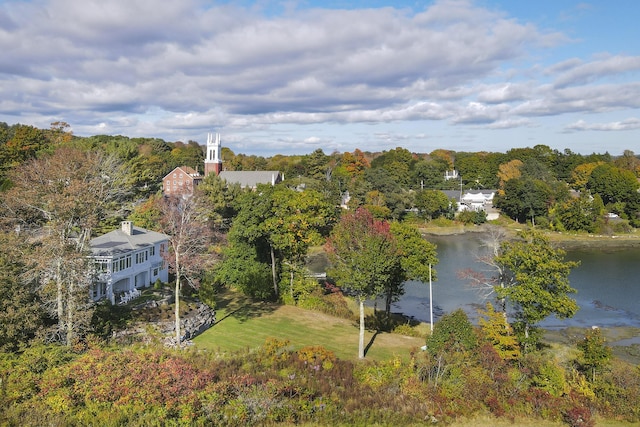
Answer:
top-left (443, 189), bottom-right (496, 211)
top-left (89, 221), bottom-right (169, 304)
top-left (444, 170), bottom-right (459, 180)
top-left (162, 166), bottom-right (203, 196)
top-left (218, 170), bottom-right (283, 189)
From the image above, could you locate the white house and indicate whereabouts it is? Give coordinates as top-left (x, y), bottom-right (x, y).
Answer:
top-left (90, 221), bottom-right (169, 304)
top-left (459, 190), bottom-right (495, 211)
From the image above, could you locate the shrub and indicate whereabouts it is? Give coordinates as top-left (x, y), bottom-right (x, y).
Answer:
top-left (90, 301), bottom-right (132, 341)
top-left (457, 210), bottom-right (487, 225)
top-left (392, 323), bottom-right (422, 338)
top-left (563, 405), bottom-right (595, 427)
top-left (425, 309), bottom-right (477, 355)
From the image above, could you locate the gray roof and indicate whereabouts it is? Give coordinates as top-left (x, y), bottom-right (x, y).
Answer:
top-left (90, 226), bottom-right (169, 257)
top-left (218, 170), bottom-right (281, 189)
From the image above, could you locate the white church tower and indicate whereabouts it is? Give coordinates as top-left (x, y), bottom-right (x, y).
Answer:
top-left (204, 132), bottom-right (222, 176)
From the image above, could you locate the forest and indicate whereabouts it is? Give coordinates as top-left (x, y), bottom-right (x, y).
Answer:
top-left (1, 121), bottom-right (640, 426)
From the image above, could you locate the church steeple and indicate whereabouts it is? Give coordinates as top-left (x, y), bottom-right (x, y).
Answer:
top-left (204, 132), bottom-right (222, 176)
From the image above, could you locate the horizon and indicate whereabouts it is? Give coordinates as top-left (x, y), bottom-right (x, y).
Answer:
top-left (1, 0), bottom-right (639, 157)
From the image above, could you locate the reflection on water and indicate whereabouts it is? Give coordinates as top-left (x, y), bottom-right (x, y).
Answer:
top-left (392, 233), bottom-right (640, 331)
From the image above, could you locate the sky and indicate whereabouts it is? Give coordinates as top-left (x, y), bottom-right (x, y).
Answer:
top-left (1, 0), bottom-right (639, 157)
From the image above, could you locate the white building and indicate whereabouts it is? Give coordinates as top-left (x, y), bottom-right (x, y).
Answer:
top-left (459, 190), bottom-right (495, 212)
top-left (90, 221), bottom-right (169, 304)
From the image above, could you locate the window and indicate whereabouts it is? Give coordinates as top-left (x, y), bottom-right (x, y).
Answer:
top-left (153, 267), bottom-right (159, 277)
top-left (150, 245), bottom-right (155, 256)
top-left (94, 259), bottom-right (109, 272)
top-left (135, 251), bottom-right (147, 264)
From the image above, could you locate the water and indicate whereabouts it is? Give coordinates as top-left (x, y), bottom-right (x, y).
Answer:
top-left (391, 233), bottom-right (640, 333)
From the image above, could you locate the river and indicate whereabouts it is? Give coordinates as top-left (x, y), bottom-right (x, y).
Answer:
top-left (392, 233), bottom-right (640, 338)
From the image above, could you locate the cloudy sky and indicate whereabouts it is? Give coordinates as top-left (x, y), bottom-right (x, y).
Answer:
top-left (1, 0), bottom-right (639, 156)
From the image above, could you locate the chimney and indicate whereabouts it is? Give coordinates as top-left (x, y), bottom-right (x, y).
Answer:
top-left (121, 221), bottom-right (133, 236)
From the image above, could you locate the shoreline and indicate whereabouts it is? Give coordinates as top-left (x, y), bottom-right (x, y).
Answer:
top-left (419, 223), bottom-right (640, 250)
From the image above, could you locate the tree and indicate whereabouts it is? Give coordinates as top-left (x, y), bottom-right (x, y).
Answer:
top-left (556, 193), bottom-right (604, 233)
top-left (387, 221), bottom-right (438, 319)
top-left (425, 309), bottom-right (477, 355)
top-left (570, 162), bottom-right (605, 190)
top-left (197, 172), bottom-right (242, 229)
top-left (478, 302), bottom-right (520, 361)
top-left (577, 327), bottom-right (612, 383)
top-left (414, 189), bottom-right (451, 220)
top-left (221, 185), bottom-right (335, 300)
top-left (263, 187), bottom-right (336, 299)
top-left (0, 232), bottom-right (45, 351)
top-left (587, 164), bottom-right (640, 205)
top-left (1, 146), bottom-right (129, 345)
top-left (159, 193), bottom-right (215, 345)
top-left (325, 210), bottom-right (437, 357)
top-left (494, 177), bottom-right (552, 225)
top-left (325, 208), bottom-right (400, 358)
top-left (128, 193), bottom-right (163, 231)
top-left (460, 228), bottom-right (578, 351)
top-left (497, 159), bottom-right (523, 193)
top-left (495, 230), bottom-right (579, 350)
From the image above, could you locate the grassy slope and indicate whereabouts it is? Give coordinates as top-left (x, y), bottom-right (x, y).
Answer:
top-left (193, 288), bottom-right (425, 362)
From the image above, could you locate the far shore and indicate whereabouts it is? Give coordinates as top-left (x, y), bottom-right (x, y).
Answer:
top-left (419, 222), bottom-right (640, 250)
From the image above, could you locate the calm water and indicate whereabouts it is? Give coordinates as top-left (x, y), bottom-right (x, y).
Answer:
top-left (393, 233), bottom-right (640, 334)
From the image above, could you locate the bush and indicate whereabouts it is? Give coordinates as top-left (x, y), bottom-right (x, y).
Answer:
top-left (425, 309), bottom-right (477, 355)
top-left (392, 323), bottom-right (423, 338)
top-left (457, 210), bottom-right (487, 225)
top-left (90, 301), bottom-right (132, 340)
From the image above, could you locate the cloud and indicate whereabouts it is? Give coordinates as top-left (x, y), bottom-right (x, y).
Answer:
top-left (0, 0), bottom-right (638, 155)
top-left (0, 1), bottom-right (552, 123)
top-left (552, 55), bottom-right (640, 88)
top-left (565, 118), bottom-right (640, 132)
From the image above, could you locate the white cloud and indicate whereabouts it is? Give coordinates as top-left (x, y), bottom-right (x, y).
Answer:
top-left (553, 55), bottom-right (640, 88)
top-left (0, 0), bottom-right (638, 155)
top-left (565, 118), bottom-right (640, 132)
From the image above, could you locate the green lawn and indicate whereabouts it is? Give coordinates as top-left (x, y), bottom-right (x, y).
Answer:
top-left (193, 288), bottom-right (426, 362)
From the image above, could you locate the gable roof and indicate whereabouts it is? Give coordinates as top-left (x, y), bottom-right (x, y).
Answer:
top-left (163, 166), bottom-right (202, 180)
top-left (218, 170), bottom-right (281, 189)
top-left (442, 189), bottom-right (496, 203)
top-left (90, 225), bottom-right (169, 257)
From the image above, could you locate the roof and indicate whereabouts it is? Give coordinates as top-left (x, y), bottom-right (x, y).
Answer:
top-left (442, 189), bottom-right (497, 202)
top-left (218, 170), bottom-right (281, 188)
top-left (90, 226), bottom-right (169, 257)
top-left (163, 166), bottom-right (202, 180)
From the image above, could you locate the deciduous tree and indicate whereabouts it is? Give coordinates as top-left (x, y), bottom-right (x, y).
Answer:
top-left (577, 327), bottom-right (612, 382)
top-left (158, 192), bottom-right (216, 345)
top-left (2, 146), bottom-right (129, 345)
top-left (325, 209), bottom-right (438, 358)
top-left (495, 230), bottom-right (579, 350)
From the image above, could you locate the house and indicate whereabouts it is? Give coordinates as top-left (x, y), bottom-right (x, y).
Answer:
top-left (443, 189), bottom-right (496, 212)
top-left (218, 170), bottom-right (283, 189)
top-left (90, 221), bottom-right (169, 304)
top-left (162, 166), bottom-right (203, 196)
